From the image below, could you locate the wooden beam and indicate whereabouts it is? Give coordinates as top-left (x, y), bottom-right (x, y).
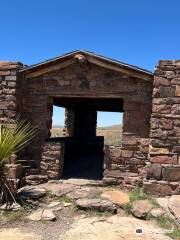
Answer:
top-left (25, 59), bottom-right (75, 78)
top-left (87, 56), bottom-right (153, 82)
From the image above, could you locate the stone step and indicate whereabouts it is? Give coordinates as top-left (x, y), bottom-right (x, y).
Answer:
top-left (25, 174), bottom-right (48, 185)
top-left (26, 168), bottom-right (40, 175)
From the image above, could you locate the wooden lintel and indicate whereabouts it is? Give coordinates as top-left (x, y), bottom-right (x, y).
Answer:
top-left (25, 59), bottom-right (75, 78)
top-left (87, 56), bottom-right (153, 82)
top-left (48, 91), bottom-right (128, 99)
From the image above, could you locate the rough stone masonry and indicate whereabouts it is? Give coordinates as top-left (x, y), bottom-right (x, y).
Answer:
top-left (0, 51), bottom-right (179, 196)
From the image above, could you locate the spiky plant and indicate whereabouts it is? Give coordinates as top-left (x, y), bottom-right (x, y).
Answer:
top-left (0, 119), bottom-right (36, 208)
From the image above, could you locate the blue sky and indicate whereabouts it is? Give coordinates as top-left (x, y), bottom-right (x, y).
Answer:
top-left (1, 0), bottom-right (180, 126)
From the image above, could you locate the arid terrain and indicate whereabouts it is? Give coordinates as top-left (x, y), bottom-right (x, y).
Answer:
top-left (0, 180), bottom-right (179, 240)
top-left (51, 125), bottom-right (122, 146)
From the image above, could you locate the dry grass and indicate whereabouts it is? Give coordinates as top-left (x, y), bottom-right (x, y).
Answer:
top-left (51, 128), bottom-right (64, 137)
top-left (97, 125), bottom-right (122, 146)
top-left (51, 125), bottom-right (122, 146)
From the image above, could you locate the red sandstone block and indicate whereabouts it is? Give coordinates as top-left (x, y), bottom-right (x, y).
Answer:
top-left (152, 87), bottom-right (159, 97)
top-left (121, 150), bottom-right (133, 158)
top-left (47, 170), bottom-right (59, 180)
top-left (7, 81), bottom-right (16, 87)
top-left (159, 86), bottom-right (175, 97)
top-left (162, 166), bottom-right (180, 182)
top-left (0, 70), bottom-right (11, 76)
top-left (165, 71), bottom-right (176, 79)
top-left (150, 156), bottom-right (173, 164)
top-left (143, 181), bottom-right (173, 196)
top-left (172, 104), bottom-right (180, 114)
top-left (146, 164), bottom-right (162, 180)
top-left (154, 77), bottom-right (170, 87)
top-left (151, 118), bottom-right (159, 129)
top-left (173, 146), bottom-right (180, 153)
top-left (159, 118), bottom-right (173, 130)
top-left (5, 76), bottom-right (16, 81)
top-left (159, 60), bottom-right (175, 65)
top-left (152, 104), bottom-right (171, 114)
top-left (122, 135), bottom-right (137, 146)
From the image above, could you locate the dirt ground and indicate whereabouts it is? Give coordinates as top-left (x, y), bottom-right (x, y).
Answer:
top-left (0, 180), bottom-right (177, 240)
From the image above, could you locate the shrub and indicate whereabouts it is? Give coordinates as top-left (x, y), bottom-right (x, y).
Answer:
top-left (0, 119), bottom-right (36, 207)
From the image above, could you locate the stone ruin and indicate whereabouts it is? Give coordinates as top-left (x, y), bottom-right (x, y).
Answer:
top-left (0, 50), bottom-right (180, 196)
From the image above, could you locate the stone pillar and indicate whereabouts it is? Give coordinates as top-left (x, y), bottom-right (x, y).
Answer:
top-left (63, 108), bottom-right (75, 136)
top-left (41, 140), bottom-right (65, 179)
top-left (46, 97), bottom-right (53, 138)
top-left (144, 60), bottom-right (180, 196)
top-left (0, 61), bottom-right (23, 123)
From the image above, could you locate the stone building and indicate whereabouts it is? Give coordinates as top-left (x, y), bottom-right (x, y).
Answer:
top-left (0, 50), bottom-right (180, 195)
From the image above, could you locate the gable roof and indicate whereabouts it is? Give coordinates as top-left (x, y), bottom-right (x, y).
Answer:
top-left (20, 50), bottom-right (153, 81)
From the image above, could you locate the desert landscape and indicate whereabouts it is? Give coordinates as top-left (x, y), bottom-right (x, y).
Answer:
top-left (51, 125), bottom-right (122, 146)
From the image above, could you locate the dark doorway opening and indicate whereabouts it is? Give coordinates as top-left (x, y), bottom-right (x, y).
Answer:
top-left (52, 97), bottom-right (123, 180)
top-left (63, 136), bottom-right (104, 180)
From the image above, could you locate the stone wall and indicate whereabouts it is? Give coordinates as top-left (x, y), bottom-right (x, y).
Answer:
top-left (0, 59), bottom-right (153, 189)
top-left (103, 137), bottom-right (149, 189)
top-left (21, 62), bottom-right (153, 171)
top-left (144, 60), bottom-right (180, 196)
top-left (0, 61), bottom-right (23, 123)
top-left (2, 56), bottom-right (180, 195)
top-left (41, 139), bottom-right (65, 179)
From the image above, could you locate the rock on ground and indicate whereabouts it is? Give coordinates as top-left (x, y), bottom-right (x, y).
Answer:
top-left (168, 195), bottom-right (180, 223)
top-left (42, 183), bottom-right (79, 197)
top-left (47, 201), bottom-right (61, 209)
top-left (67, 187), bottom-right (101, 200)
top-left (101, 190), bottom-right (129, 207)
top-left (18, 186), bottom-right (46, 199)
top-left (60, 215), bottom-right (171, 240)
top-left (0, 203), bottom-right (21, 211)
top-left (27, 209), bottom-right (56, 221)
top-left (63, 178), bottom-right (103, 186)
top-left (131, 200), bottom-right (153, 219)
top-left (150, 208), bottom-right (165, 218)
top-left (0, 228), bottom-right (40, 240)
top-left (76, 198), bottom-right (117, 213)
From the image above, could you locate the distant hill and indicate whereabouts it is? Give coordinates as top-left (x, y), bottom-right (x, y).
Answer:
top-left (51, 124), bottom-right (122, 146)
top-left (52, 125), bottom-right (63, 128)
top-left (52, 124), bottom-right (122, 130)
top-left (98, 124), bottom-right (122, 130)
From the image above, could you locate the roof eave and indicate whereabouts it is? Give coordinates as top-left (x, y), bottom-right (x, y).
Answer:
top-left (19, 50), bottom-right (153, 81)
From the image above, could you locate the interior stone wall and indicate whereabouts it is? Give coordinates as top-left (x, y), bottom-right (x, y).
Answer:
top-left (63, 108), bottom-right (75, 136)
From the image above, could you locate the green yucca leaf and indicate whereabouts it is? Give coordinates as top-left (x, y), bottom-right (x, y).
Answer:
top-left (0, 119), bottom-right (37, 169)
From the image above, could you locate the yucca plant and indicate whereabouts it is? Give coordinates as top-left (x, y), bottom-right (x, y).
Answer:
top-left (0, 119), bottom-right (36, 208)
